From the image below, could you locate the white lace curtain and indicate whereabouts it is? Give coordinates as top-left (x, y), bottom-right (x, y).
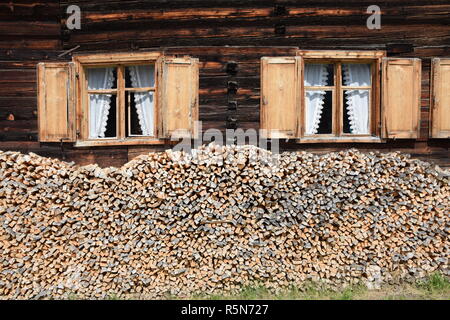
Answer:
top-left (88, 68), bottom-right (115, 139)
top-left (129, 65), bottom-right (155, 136)
top-left (343, 64), bottom-right (371, 134)
top-left (305, 63), bottom-right (371, 135)
top-left (305, 64), bottom-right (329, 134)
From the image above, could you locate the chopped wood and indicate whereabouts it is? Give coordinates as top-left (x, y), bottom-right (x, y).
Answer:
top-left (0, 144), bottom-right (448, 299)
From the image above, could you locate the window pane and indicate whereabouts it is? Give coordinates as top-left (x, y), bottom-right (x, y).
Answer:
top-left (305, 90), bottom-right (332, 134)
top-left (87, 67), bottom-right (117, 90)
top-left (342, 64), bottom-right (371, 87)
top-left (126, 65), bottom-right (155, 88)
top-left (304, 63), bottom-right (334, 86)
top-left (126, 91), bottom-right (154, 137)
top-left (343, 90), bottom-right (370, 134)
top-left (89, 94), bottom-right (116, 139)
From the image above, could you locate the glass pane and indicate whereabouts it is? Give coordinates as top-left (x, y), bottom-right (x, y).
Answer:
top-left (126, 91), bottom-right (154, 137)
top-left (343, 90), bottom-right (370, 134)
top-left (125, 65), bottom-right (155, 88)
top-left (88, 94), bottom-right (117, 139)
top-left (342, 64), bottom-right (371, 87)
top-left (304, 63), bottom-right (334, 86)
top-left (87, 67), bottom-right (117, 90)
top-left (305, 90), bottom-right (332, 134)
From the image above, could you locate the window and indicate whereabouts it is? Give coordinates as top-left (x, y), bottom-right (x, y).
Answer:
top-left (304, 62), bottom-right (373, 137)
top-left (85, 64), bottom-right (156, 140)
top-left (37, 52), bottom-right (199, 146)
top-left (260, 50), bottom-right (423, 142)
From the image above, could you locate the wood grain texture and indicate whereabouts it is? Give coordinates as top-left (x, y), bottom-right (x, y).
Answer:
top-left (382, 58), bottom-right (421, 139)
top-left (37, 62), bottom-right (75, 142)
top-left (160, 57), bottom-right (199, 139)
top-left (431, 58), bottom-right (450, 139)
top-left (260, 56), bottom-right (301, 138)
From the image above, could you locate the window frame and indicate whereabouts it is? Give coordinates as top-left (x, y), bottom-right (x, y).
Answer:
top-left (73, 52), bottom-right (166, 147)
top-left (297, 50), bottom-right (385, 143)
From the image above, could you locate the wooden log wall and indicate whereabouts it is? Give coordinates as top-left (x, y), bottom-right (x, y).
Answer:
top-left (0, 0), bottom-right (449, 167)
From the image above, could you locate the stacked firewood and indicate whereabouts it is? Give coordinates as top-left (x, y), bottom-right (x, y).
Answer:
top-left (0, 144), bottom-right (448, 299)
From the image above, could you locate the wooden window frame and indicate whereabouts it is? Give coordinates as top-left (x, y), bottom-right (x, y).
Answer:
top-left (297, 50), bottom-right (385, 143)
top-left (73, 52), bottom-right (166, 147)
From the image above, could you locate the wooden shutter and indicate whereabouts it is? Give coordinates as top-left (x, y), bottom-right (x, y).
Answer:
top-left (37, 62), bottom-right (76, 142)
top-left (159, 56), bottom-right (199, 139)
top-left (382, 58), bottom-right (421, 139)
top-left (260, 56), bottom-right (302, 139)
top-left (430, 58), bottom-right (450, 138)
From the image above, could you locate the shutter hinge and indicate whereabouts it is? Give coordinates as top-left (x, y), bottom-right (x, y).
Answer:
top-left (432, 94), bottom-right (438, 109)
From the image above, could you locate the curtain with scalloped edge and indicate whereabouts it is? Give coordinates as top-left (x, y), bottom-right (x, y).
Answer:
top-left (343, 64), bottom-right (371, 134)
top-left (305, 64), bottom-right (329, 134)
top-left (88, 68), bottom-right (115, 139)
top-left (129, 65), bottom-right (155, 136)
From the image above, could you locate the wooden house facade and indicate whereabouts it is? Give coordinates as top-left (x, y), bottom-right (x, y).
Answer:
top-left (0, 0), bottom-right (449, 168)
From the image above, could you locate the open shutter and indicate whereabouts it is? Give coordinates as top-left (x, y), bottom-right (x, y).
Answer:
top-left (37, 62), bottom-right (76, 142)
top-left (159, 56), bottom-right (199, 139)
top-left (431, 58), bottom-right (450, 138)
top-left (382, 58), bottom-right (421, 139)
top-left (260, 56), bottom-right (302, 139)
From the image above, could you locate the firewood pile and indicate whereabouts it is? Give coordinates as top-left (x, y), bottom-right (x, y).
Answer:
top-left (0, 144), bottom-right (448, 299)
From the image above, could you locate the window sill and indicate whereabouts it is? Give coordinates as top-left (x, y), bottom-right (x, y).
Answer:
top-left (74, 139), bottom-right (177, 147)
top-left (296, 136), bottom-right (384, 144)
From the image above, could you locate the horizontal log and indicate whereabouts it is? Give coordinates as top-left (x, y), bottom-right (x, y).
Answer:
top-left (0, 21), bottom-right (60, 36)
top-left (0, 39), bottom-right (61, 50)
top-left (0, 120), bottom-right (37, 132)
top-left (0, 69), bottom-right (36, 82)
top-left (0, 83), bottom-right (36, 96)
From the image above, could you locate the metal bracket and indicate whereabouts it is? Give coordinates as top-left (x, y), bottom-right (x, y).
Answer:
top-left (57, 45), bottom-right (80, 58)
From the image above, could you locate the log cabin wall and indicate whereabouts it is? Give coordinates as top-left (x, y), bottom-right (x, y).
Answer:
top-left (0, 0), bottom-right (449, 168)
